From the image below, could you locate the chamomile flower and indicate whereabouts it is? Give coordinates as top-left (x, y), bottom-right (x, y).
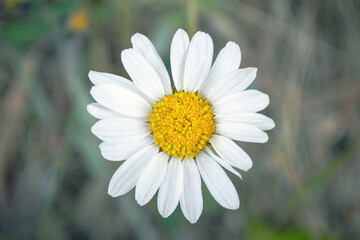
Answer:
top-left (87, 29), bottom-right (275, 223)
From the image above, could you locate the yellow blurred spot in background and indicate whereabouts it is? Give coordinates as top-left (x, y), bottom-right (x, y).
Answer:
top-left (5, 0), bottom-right (21, 8)
top-left (67, 10), bottom-right (88, 32)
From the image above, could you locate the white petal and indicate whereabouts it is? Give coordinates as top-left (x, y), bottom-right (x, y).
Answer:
top-left (131, 33), bottom-right (172, 95)
top-left (89, 70), bottom-right (134, 87)
top-left (215, 112), bottom-right (275, 131)
top-left (108, 145), bottom-right (159, 197)
top-left (215, 122), bottom-right (269, 143)
top-left (90, 84), bottom-right (151, 118)
top-left (91, 118), bottom-right (150, 142)
top-left (212, 90), bottom-right (270, 115)
top-left (88, 70), bottom-right (154, 103)
top-left (199, 41), bottom-right (241, 96)
top-left (209, 134), bottom-right (253, 171)
top-left (170, 29), bottom-right (190, 91)
top-left (206, 68), bottom-right (257, 103)
top-left (99, 135), bottom-right (154, 161)
top-left (87, 103), bottom-right (124, 119)
top-left (205, 70), bottom-right (237, 103)
top-left (180, 158), bottom-right (203, 224)
top-left (135, 152), bottom-right (169, 206)
top-left (203, 147), bottom-right (242, 178)
top-left (157, 158), bottom-right (183, 218)
top-left (121, 49), bottom-right (165, 101)
top-left (197, 151), bottom-right (239, 210)
top-left (227, 68), bottom-right (257, 94)
top-left (183, 31), bottom-right (213, 92)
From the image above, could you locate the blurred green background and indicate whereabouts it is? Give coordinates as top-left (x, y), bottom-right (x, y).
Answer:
top-left (1, 0), bottom-right (359, 239)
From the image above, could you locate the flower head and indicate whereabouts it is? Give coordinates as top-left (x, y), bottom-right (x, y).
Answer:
top-left (88, 29), bottom-right (275, 223)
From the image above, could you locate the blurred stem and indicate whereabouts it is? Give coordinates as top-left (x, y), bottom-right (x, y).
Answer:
top-left (281, 139), bottom-right (357, 221)
top-left (187, 0), bottom-right (198, 35)
top-left (36, 140), bottom-right (69, 240)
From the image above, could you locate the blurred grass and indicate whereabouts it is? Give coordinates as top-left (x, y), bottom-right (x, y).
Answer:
top-left (1, 0), bottom-right (360, 239)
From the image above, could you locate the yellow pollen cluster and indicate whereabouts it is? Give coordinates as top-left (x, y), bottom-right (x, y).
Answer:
top-left (149, 92), bottom-right (215, 159)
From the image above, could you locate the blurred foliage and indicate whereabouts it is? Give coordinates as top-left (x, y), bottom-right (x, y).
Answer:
top-left (246, 220), bottom-right (336, 240)
top-left (0, 0), bottom-right (360, 239)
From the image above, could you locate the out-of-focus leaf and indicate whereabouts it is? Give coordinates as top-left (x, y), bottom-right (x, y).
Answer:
top-left (2, 1), bottom-right (75, 48)
top-left (3, 16), bottom-right (49, 47)
top-left (247, 220), bottom-right (338, 240)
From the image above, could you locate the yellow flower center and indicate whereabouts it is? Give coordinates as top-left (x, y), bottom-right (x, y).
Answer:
top-left (149, 92), bottom-right (215, 159)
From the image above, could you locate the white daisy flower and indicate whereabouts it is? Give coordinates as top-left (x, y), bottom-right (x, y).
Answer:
top-left (87, 29), bottom-right (275, 224)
